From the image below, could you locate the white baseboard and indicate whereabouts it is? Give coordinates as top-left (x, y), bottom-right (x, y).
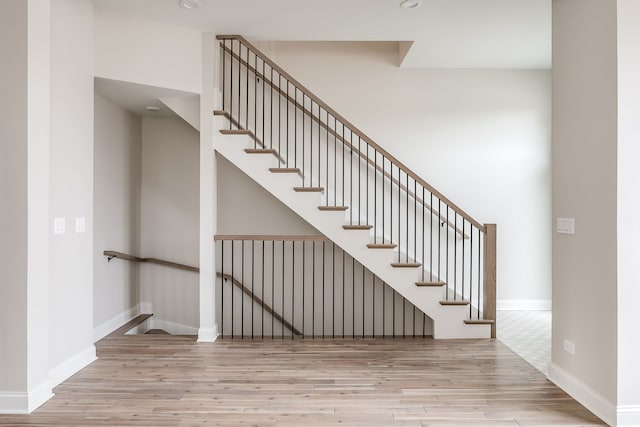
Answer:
top-left (497, 299), bottom-right (551, 311)
top-left (198, 325), bottom-right (218, 342)
top-left (548, 362), bottom-right (615, 426)
top-left (617, 405), bottom-right (640, 426)
top-left (93, 303), bottom-right (148, 342)
top-left (0, 380), bottom-right (53, 414)
top-left (49, 345), bottom-right (96, 390)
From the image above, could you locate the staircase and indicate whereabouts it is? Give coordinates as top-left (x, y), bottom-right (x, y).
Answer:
top-left (213, 35), bottom-right (496, 339)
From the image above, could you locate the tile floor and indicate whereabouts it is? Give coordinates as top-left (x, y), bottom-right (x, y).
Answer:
top-left (497, 310), bottom-right (551, 375)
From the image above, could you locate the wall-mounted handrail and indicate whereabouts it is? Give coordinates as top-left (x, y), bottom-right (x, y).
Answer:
top-left (104, 250), bottom-right (199, 272)
top-left (217, 34), bottom-right (484, 232)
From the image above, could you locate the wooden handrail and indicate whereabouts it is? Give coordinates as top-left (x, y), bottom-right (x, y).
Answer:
top-left (218, 45), bottom-right (467, 238)
top-left (214, 234), bottom-right (327, 241)
top-left (217, 35), bottom-right (485, 232)
top-left (103, 251), bottom-right (199, 272)
top-left (216, 272), bottom-right (302, 336)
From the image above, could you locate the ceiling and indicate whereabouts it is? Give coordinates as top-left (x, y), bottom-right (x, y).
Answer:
top-left (90, 0), bottom-right (551, 69)
top-left (95, 77), bottom-right (196, 117)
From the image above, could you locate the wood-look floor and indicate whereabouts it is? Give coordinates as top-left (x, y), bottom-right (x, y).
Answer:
top-left (0, 335), bottom-right (604, 426)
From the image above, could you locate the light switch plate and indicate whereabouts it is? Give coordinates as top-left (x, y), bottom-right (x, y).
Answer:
top-left (54, 217), bottom-right (65, 235)
top-left (75, 217), bottom-right (86, 233)
top-left (557, 217), bottom-right (575, 234)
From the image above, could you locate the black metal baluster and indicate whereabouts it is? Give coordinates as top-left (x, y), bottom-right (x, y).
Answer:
top-left (286, 80), bottom-right (289, 167)
top-left (422, 186), bottom-right (425, 282)
top-left (261, 240), bottom-right (265, 338)
top-left (350, 132), bottom-right (353, 224)
top-left (414, 178), bottom-right (417, 268)
top-left (251, 240), bottom-right (256, 339)
top-left (374, 151), bottom-right (377, 242)
top-left (229, 40), bottom-right (234, 130)
top-left (366, 144), bottom-right (369, 226)
top-left (446, 206), bottom-right (450, 300)
top-left (332, 242), bottom-right (335, 338)
top-left (342, 249), bottom-right (345, 338)
top-left (245, 45), bottom-right (249, 132)
top-left (281, 240), bottom-right (285, 338)
top-left (292, 240), bottom-right (295, 340)
top-left (278, 74), bottom-right (282, 158)
top-left (237, 42), bottom-right (241, 129)
top-left (302, 241), bottom-right (305, 336)
top-left (326, 111), bottom-right (329, 204)
top-left (241, 240), bottom-right (244, 338)
top-left (390, 164), bottom-right (393, 246)
top-left (334, 118), bottom-right (337, 206)
top-left (454, 214), bottom-right (457, 300)
top-left (270, 67), bottom-right (273, 149)
top-left (342, 122), bottom-right (345, 208)
top-left (382, 156), bottom-right (385, 245)
top-left (438, 200), bottom-right (442, 289)
top-left (310, 100), bottom-right (313, 187)
top-left (406, 172), bottom-right (409, 262)
top-left (402, 296), bottom-right (406, 338)
top-left (302, 94), bottom-right (305, 185)
top-left (222, 40), bottom-right (226, 113)
top-left (382, 280), bottom-right (386, 338)
top-left (430, 193), bottom-right (433, 281)
top-left (358, 136), bottom-right (361, 224)
top-left (362, 264), bottom-right (365, 338)
top-left (352, 255), bottom-right (355, 339)
top-left (312, 241), bottom-right (315, 338)
top-left (317, 106), bottom-right (321, 191)
top-left (262, 59), bottom-right (265, 147)
top-left (271, 240), bottom-right (275, 338)
top-left (231, 240), bottom-right (236, 339)
top-left (221, 240), bottom-right (224, 338)
top-left (254, 51), bottom-right (257, 148)
top-left (322, 241), bottom-right (325, 337)
top-left (392, 289), bottom-right (396, 338)
top-left (294, 88), bottom-right (297, 169)
top-left (462, 219), bottom-right (466, 302)
top-left (372, 275), bottom-right (375, 337)
top-left (477, 228), bottom-right (481, 319)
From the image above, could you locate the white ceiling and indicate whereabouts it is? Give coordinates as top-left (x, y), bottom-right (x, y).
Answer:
top-left (94, 77), bottom-right (196, 117)
top-left (90, 0), bottom-right (551, 69)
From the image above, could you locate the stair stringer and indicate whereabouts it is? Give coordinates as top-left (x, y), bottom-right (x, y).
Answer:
top-left (214, 129), bottom-right (490, 339)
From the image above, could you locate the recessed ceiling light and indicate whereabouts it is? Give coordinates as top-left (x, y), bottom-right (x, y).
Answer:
top-left (400, 0), bottom-right (421, 9)
top-left (145, 106), bottom-right (161, 112)
top-left (178, 0), bottom-right (200, 9)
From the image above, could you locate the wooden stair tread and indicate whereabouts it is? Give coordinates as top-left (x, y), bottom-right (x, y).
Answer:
top-left (269, 168), bottom-right (300, 173)
top-left (391, 262), bottom-right (422, 268)
top-left (245, 148), bottom-right (277, 154)
top-left (440, 300), bottom-right (470, 306)
top-left (367, 243), bottom-right (397, 249)
top-left (145, 329), bottom-right (171, 335)
top-left (343, 224), bottom-right (373, 230)
top-left (318, 206), bottom-right (349, 211)
top-left (294, 187), bottom-right (324, 192)
top-left (220, 129), bottom-right (252, 135)
top-left (464, 319), bottom-right (496, 325)
top-left (415, 281), bottom-right (446, 287)
top-left (213, 110), bottom-right (229, 117)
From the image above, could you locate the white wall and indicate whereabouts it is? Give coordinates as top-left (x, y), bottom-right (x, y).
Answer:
top-left (93, 8), bottom-right (202, 94)
top-left (0, 0), bottom-right (30, 395)
top-left (254, 41), bottom-right (552, 309)
top-left (140, 117), bottom-right (200, 332)
top-left (48, 0), bottom-right (95, 378)
top-left (93, 94), bottom-right (142, 336)
top-left (550, 0), bottom-right (618, 422)
top-left (616, 0), bottom-right (640, 419)
top-left (217, 156), bottom-right (319, 235)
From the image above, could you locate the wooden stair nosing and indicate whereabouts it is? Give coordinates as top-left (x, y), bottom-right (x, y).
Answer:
top-left (390, 262), bottom-right (422, 268)
top-left (220, 129), bottom-right (252, 136)
top-left (318, 206), bottom-right (349, 211)
top-left (463, 319), bottom-right (496, 325)
top-left (415, 281), bottom-right (446, 287)
top-left (343, 224), bottom-right (373, 230)
top-left (245, 148), bottom-right (277, 154)
top-left (367, 243), bottom-right (397, 249)
top-left (440, 300), bottom-right (470, 306)
top-left (294, 187), bottom-right (324, 193)
top-left (269, 167), bottom-right (301, 173)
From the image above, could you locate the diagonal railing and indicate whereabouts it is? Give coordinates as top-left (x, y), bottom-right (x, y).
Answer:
top-left (216, 35), bottom-right (496, 334)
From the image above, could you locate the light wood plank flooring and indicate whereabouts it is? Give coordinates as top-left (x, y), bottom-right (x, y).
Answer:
top-left (0, 335), bottom-right (604, 426)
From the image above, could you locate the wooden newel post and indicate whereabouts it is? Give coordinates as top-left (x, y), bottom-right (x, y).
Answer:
top-left (483, 224), bottom-right (497, 338)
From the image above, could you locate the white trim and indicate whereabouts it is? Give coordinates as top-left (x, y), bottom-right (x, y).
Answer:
top-left (617, 405), bottom-right (640, 426)
top-left (150, 318), bottom-right (199, 335)
top-left (547, 362), bottom-right (615, 426)
top-left (0, 392), bottom-right (28, 414)
top-left (197, 325), bottom-right (218, 342)
top-left (497, 299), bottom-right (551, 311)
top-left (48, 345), bottom-right (96, 390)
top-left (27, 380), bottom-right (53, 413)
top-left (0, 381), bottom-right (53, 414)
top-left (139, 302), bottom-right (153, 314)
top-left (93, 303), bottom-right (148, 342)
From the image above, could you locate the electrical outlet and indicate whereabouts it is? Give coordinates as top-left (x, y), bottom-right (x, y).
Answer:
top-left (564, 338), bottom-right (575, 355)
top-left (75, 217), bottom-right (86, 233)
